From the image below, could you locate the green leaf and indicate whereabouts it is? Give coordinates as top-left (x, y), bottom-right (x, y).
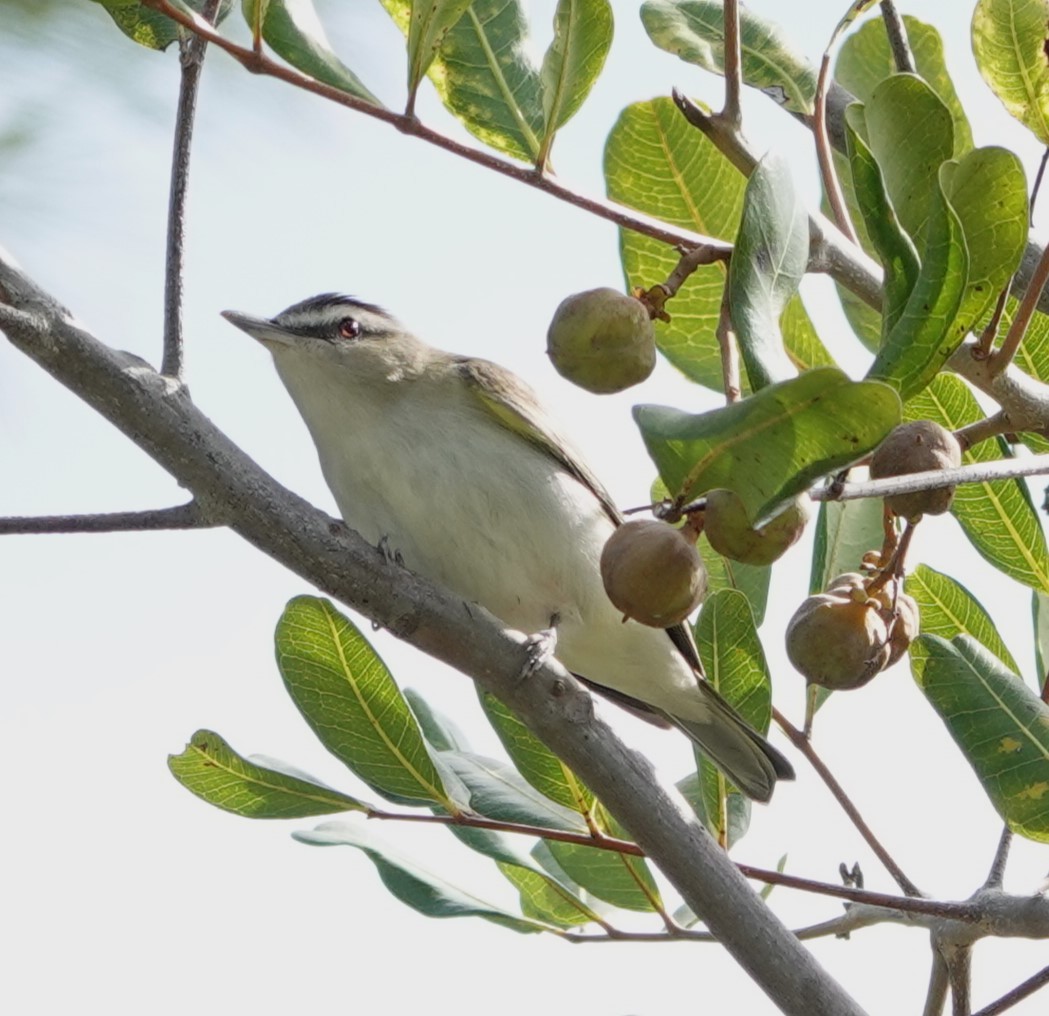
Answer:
top-left (399, 0), bottom-right (546, 161)
top-left (843, 106), bottom-right (920, 337)
top-left (973, 0), bottom-right (1049, 143)
top-left (380, 0), bottom-right (474, 105)
top-left (912, 635), bottom-right (1049, 842)
top-left (809, 494), bottom-right (885, 595)
top-left (604, 98), bottom-right (830, 390)
top-left (478, 690), bottom-right (594, 815)
top-left (168, 729), bottom-right (367, 818)
top-left (640, 0), bottom-right (816, 114)
top-left (906, 565), bottom-right (1021, 673)
top-left (404, 687), bottom-right (471, 754)
top-left (866, 165), bottom-right (968, 401)
top-left (908, 376), bottom-right (1049, 593)
top-left (1010, 305), bottom-right (1049, 384)
top-left (546, 805), bottom-right (661, 912)
top-left (691, 590), bottom-right (771, 846)
top-left (863, 74), bottom-right (955, 250)
top-left (836, 14), bottom-right (973, 154)
top-left (242, 0), bottom-right (380, 104)
top-left (699, 532), bottom-right (771, 627)
top-left (728, 151), bottom-right (809, 389)
top-left (438, 751), bottom-right (590, 834)
top-left (91, 0), bottom-right (233, 50)
top-left (537, 0), bottom-right (614, 167)
top-left (296, 821), bottom-right (552, 931)
top-left (496, 862), bottom-right (600, 928)
top-left (634, 367), bottom-right (901, 520)
top-left (944, 147), bottom-right (1028, 335)
top-left (1033, 592), bottom-right (1049, 685)
top-left (275, 596), bottom-right (452, 808)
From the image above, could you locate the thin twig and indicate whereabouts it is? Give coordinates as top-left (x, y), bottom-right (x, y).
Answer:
top-left (162, 0), bottom-right (223, 377)
top-left (954, 412), bottom-right (1014, 455)
top-left (1031, 147), bottom-right (1049, 226)
top-left (775, 708), bottom-right (923, 896)
top-left (815, 50), bottom-right (857, 243)
top-left (976, 286), bottom-right (1012, 358)
top-left (880, 1), bottom-right (916, 74)
top-left (983, 827), bottom-right (1013, 890)
top-left (946, 943), bottom-right (973, 1016)
top-left (722, 0), bottom-right (743, 128)
top-left (990, 241), bottom-right (1049, 374)
top-left (716, 286), bottom-right (742, 402)
top-left (925, 950), bottom-right (951, 1016)
top-left (0, 502), bottom-right (214, 534)
top-left (972, 962), bottom-right (1049, 1016)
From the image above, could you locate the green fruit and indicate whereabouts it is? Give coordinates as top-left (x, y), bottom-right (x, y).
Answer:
top-left (703, 490), bottom-right (811, 565)
top-left (869, 420), bottom-right (962, 520)
top-left (546, 288), bottom-right (656, 394)
top-left (600, 519), bottom-right (707, 627)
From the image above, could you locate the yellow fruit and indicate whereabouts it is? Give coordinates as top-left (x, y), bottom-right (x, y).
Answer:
top-left (600, 519), bottom-right (707, 627)
top-left (703, 491), bottom-right (811, 566)
top-left (546, 288), bottom-right (656, 394)
top-left (869, 420), bottom-right (962, 520)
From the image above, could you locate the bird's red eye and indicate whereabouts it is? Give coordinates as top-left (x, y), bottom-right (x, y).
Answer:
top-left (338, 317), bottom-right (361, 340)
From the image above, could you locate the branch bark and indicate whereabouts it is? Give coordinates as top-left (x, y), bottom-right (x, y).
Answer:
top-left (0, 254), bottom-right (868, 1016)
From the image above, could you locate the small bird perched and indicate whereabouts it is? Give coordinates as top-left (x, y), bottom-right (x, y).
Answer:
top-left (223, 294), bottom-right (794, 801)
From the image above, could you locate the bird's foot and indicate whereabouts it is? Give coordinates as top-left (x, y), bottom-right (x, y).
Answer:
top-left (520, 615), bottom-right (560, 680)
top-left (377, 534), bottom-right (404, 567)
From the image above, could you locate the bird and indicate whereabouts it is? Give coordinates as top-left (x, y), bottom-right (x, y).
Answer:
top-left (222, 293), bottom-right (794, 801)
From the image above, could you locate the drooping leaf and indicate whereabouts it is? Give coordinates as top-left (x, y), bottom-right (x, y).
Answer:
top-left (478, 690), bottom-right (594, 816)
top-left (640, 0), bottom-right (816, 114)
top-left (907, 375), bottom-right (1049, 593)
top-left (863, 73), bottom-right (955, 250)
top-left (604, 98), bottom-right (830, 390)
top-left (634, 367), bottom-right (901, 520)
top-left (728, 152), bottom-right (808, 389)
top-left (437, 751), bottom-right (590, 834)
top-left (243, 0), bottom-right (380, 104)
top-left (912, 635), bottom-right (1049, 842)
top-left (168, 729), bottom-right (368, 818)
top-left (972, 0), bottom-right (1049, 143)
top-left (379, 0), bottom-right (473, 106)
top-left (809, 494), bottom-right (885, 595)
top-left (866, 165), bottom-right (968, 401)
top-left (275, 596), bottom-right (453, 808)
top-left (404, 687), bottom-right (471, 754)
top-left (836, 14), bottom-right (973, 154)
top-left (906, 565), bottom-right (1020, 673)
top-left (546, 805), bottom-right (661, 912)
top-left (296, 821), bottom-right (552, 931)
top-left (689, 590), bottom-right (771, 846)
top-left (699, 532), bottom-right (771, 627)
top-left (537, 0), bottom-right (614, 167)
top-left (1033, 592), bottom-right (1049, 686)
top-left (496, 861), bottom-right (600, 928)
top-left (398, 0), bottom-right (546, 161)
top-left (843, 106), bottom-right (920, 337)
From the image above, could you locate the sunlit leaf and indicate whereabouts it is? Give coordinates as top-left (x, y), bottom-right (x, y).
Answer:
top-left (906, 565), bottom-right (1020, 673)
top-left (635, 367), bottom-right (901, 520)
top-left (497, 862), bottom-right (600, 927)
top-left (728, 152), bottom-right (808, 389)
top-left (640, 0), bottom-right (816, 114)
top-left (809, 494), bottom-right (885, 595)
top-left (243, 0), bottom-right (380, 104)
top-left (912, 635), bottom-right (1049, 842)
top-left (972, 0), bottom-right (1049, 143)
top-left (379, 0), bottom-right (473, 105)
top-left (168, 729), bottom-right (367, 818)
top-left (604, 97), bottom-right (830, 390)
top-left (275, 596), bottom-right (452, 808)
top-left (296, 821), bottom-right (552, 931)
top-left (537, 0), bottom-right (613, 167)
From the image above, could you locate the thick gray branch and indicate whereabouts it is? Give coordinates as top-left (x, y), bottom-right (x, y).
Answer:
top-left (0, 253), bottom-right (867, 1016)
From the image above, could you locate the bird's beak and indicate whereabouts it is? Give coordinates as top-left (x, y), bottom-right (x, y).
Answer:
top-left (221, 309), bottom-right (297, 349)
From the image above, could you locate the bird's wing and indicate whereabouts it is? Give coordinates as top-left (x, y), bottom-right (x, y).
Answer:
top-left (457, 357), bottom-right (707, 677)
top-left (456, 358), bottom-right (623, 526)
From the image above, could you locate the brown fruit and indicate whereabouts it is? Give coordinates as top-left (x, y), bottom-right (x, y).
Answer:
top-left (785, 583), bottom-right (891, 690)
top-left (600, 519), bottom-right (707, 627)
top-left (703, 490), bottom-right (811, 565)
top-left (869, 420), bottom-right (962, 520)
top-left (546, 288), bottom-right (656, 394)
top-left (866, 578), bottom-right (920, 667)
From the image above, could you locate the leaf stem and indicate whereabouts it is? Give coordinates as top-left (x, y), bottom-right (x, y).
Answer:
top-left (990, 239), bottom-right (1049, 374)
top-left (722, 0), bottom-right (743, 128)
top-left (880, 1), bottom-right (916, 74)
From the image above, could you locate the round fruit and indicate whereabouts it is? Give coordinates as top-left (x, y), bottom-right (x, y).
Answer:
top-left (546, 288), bottom-right (656, 394)
top-left (600, 519), bottom-right (707, 627)
top-left (869, 420), bottom-right (962, 520)
top-left (867, 578), bottom-right (920, 667)
top-left (785, 587), bottom-right (891, 689)
top-left (703, 490), bottom-right (811, 566)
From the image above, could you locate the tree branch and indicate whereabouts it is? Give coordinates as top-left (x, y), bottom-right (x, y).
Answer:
top-left (972, 962), bottom-right (1049, 1016)
top-left (0, 253), bottom-right (867, 1016)
top-left (0, 502), bottom-right (214, 534)
top-left (880, 1), bottom-right (916, 74)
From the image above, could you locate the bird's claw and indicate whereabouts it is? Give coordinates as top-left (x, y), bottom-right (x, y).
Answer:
top-left (520, 616), bottom-right (559, 680)
top-left (377, 534), bottom-right (404, 567)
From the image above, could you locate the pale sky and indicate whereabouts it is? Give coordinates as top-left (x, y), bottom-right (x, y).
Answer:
top-left (2, 1), bottom-right (1048, 1013)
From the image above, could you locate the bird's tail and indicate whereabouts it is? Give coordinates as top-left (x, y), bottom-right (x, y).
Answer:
top-left (666, 688), bottom-right (794, 803)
